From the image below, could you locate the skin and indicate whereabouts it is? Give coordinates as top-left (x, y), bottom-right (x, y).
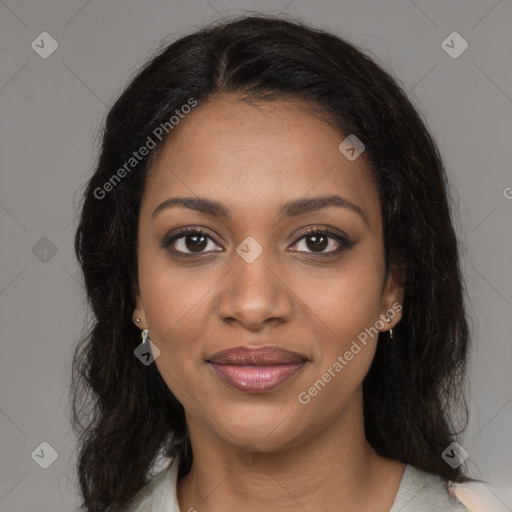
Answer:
top-left (132, 94), bottom-right (405, 511)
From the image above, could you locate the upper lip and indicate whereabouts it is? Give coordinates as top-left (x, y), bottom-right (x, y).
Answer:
top-left (207, 345), bottom-right (308, 365)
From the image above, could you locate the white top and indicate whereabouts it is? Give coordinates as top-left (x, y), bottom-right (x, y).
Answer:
top-left (127, 456), bottom-right (469, 512)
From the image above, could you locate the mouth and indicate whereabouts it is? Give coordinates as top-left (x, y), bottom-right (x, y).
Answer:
top-left (207, 345), bottom-right (309, 393)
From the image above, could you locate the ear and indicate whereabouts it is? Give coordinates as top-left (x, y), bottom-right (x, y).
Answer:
top-left (378, 258), bottom-right (406, 333)
top-left (131, 280), bottom-right (147, 329)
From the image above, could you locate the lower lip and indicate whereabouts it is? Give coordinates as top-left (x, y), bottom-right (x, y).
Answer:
top-left (209, 363), bottom-right (306, 393)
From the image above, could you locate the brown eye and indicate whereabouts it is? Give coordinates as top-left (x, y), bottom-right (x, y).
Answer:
top-left (180, 233), bottom-right (208, 252)
top-left (291, 228), bottom-right (352, 255)
top-left (165, 228), bottom-right (222, 254)
top-left (303, 234), bottom-right (329, 252)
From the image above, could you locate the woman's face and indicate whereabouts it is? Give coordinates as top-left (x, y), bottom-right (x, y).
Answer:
top-left (133, 94), bottom-right (403, 452)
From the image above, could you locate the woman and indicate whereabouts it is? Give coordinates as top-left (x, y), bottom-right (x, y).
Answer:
top-left (72, 14), bottom-right (478, 511)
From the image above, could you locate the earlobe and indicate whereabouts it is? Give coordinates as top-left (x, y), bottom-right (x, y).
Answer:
top-left (132, 306), bottom-right (146, 328)
top-left (131, 281), bottom-right (147, 328)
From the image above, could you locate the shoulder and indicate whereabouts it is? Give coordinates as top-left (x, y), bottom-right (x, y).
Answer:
top-left (390, 464), bottom-right (469, 512)
top-left (125, 458), bottom-right (180, 512)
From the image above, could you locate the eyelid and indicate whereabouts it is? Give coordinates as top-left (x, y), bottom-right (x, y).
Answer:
top-left (295, 226), bottom-right (350, 243)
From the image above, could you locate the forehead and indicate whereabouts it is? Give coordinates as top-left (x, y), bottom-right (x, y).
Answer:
top-left (142, 95), bottom-right (381, 230)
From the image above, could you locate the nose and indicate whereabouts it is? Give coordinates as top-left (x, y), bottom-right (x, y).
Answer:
top-left (216, 251), bottom-right (294, 331)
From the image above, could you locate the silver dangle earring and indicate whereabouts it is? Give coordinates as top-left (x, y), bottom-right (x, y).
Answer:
top-left (386, 317), bottom-right (394, 339)
top-left (142, 329), bottom-right (150, 344)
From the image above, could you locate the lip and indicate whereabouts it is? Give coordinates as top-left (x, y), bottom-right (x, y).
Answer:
top-left (207, 346), bottom-right (309, 393)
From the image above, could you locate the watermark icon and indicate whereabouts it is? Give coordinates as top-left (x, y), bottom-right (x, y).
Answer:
top-left (236, 236), bottom-right (263, 263)
top-left (338, 134), bottom-right (365, 161)
top-left (94, 97), bottom-right (198, 199)
top-left (31, 32), bottom-right (59, 59)
top-left (31, 441), bottom-right (59, 469)
top-left (442, 441), bottom-right (468, 469)
top-left (236, 443), bottom-right (263, 467)
top-left (503, 186), bottom-right (512, 200)
top-left (32, 237), bottom-right (58, 263)
top-left (441, 32), bottom-right (468, 59)
top-left (298, 302), bottom-right (402, 405)
top-left (134, 338), bottom-right (161, 366)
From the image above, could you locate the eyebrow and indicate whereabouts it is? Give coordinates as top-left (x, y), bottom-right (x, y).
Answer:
top-left (151, 195), bottom-right (370, 228)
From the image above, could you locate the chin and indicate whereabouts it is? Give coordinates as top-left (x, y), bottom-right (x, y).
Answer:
top-left (212, 407), bottom-right (306, 450)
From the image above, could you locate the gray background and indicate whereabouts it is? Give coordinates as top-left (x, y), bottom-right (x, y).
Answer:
top-left (1, 0), bottom-right (511, 510)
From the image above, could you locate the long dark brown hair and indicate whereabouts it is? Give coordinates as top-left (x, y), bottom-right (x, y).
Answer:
top-left (72, 14), bottom-right (476, 511)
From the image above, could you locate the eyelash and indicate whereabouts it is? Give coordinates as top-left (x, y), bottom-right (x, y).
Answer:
top-left (163, 226), bottom-right (353, 258)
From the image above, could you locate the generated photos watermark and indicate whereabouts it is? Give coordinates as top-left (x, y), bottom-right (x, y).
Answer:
top-left (93, 97), bottom-right (198, 199)
top-left (298, 301), bottom-right (402, 405)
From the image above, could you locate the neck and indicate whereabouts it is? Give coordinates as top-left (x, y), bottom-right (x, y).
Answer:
top-left (176, 389), bottom-right (405, 511)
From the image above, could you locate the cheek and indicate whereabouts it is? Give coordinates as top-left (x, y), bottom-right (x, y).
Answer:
top-left (292, 252), bottom-right (385, 351)
top-left (138, 244), bottom-right (216, 341)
